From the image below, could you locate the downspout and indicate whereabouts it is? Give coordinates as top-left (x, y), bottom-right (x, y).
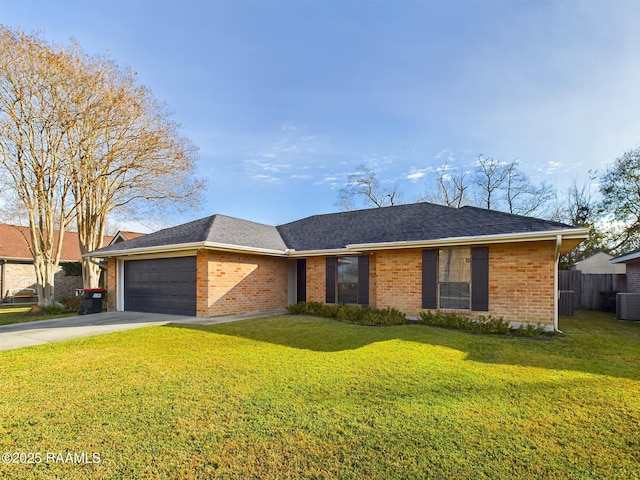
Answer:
top-left (554, 234), bottom-right (563, 333)
top-left (0, 259), bottom-right (5, 299)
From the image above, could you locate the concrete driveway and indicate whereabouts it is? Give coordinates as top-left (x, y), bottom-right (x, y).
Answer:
top-left (0, 311), bottom-right (192, 351)
top-left (0, 309), bottom-right (286, 352)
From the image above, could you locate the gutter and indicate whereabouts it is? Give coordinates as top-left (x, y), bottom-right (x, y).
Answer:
top-left (346, 228), bottom-right (589, 252)
top-left (84, 241), bottom-right (290, 259)
top-left (554, 234), bottom-right (563, 333)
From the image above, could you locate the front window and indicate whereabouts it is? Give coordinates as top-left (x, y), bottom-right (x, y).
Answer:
top-left (337, 256), bottom-right (359, 304)
top-left (439, 248), bottom-right (471, 309)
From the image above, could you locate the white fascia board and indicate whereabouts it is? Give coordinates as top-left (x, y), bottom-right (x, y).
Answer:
top-left (201, 242), bottom-right (289, 256)
top-left (286, 248), bottom-right (361, 258)
top-left (85, 241), bottom-right (289, 259)
top-left (346, 228), bottom-right (589, 251)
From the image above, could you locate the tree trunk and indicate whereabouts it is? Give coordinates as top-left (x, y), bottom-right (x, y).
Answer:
top-left (33, 255), bottom-right (56, 306)
top-left (82, 257), bottom-right (101, 289)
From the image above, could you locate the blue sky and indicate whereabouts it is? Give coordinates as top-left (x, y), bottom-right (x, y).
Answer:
top-left (1, 0), bottom-right (639, 230)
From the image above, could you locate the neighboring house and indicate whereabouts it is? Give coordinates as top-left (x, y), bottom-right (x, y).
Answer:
top-left (89, 202), bottom-right (588, 331)
top-left (109, 231), bottom-right (147, 245)
top-left (574, 251), bottom-right (626, 274)
top-left (0, 225), bottom-right (143, 302)
top-left (610, 249), bottom-right (640, 292)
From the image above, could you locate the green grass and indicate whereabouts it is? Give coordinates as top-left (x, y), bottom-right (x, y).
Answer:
top-left (0, 306), bottom-right (76, 326)
top-left (0, 310), bottom-right (638, 479)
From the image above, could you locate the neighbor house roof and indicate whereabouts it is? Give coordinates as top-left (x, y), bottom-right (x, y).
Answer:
top-left (88, 202), bottom-right (589, 258)
top-left (109, 231), bottom-right (147, 245)
top-left (610, 248), bottom-right (640, 264)
top-left (0, 224), bottom-right (114, 262)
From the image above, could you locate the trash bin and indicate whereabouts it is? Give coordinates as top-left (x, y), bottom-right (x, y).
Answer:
top-left (78, 288), bottom-right (106, 315)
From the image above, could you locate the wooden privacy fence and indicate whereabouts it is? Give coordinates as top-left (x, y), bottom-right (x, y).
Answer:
top-left (558, 271), bottom-right (627, 310)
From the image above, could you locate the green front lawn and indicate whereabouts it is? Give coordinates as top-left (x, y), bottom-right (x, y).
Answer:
top-left (0, 311), bottom-right (638, 479)
top-left (0, 306), bottom-right (76, 326)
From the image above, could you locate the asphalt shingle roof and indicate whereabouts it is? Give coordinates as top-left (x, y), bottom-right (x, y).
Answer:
top-left (277, 203), bottom-right (575, 251)
top-left (92, 214), bottom-right (287, 254)
top-left (90, 202), bottom-right (578, 256)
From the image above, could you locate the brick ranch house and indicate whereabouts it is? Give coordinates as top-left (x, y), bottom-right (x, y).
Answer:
top-left (88, 202), bottom-right (588, 331)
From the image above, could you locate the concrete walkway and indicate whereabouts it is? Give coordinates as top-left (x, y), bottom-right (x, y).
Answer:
top-left (0, 309), bottom-right (285, 352)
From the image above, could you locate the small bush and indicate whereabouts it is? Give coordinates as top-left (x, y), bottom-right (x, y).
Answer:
top-left (288, 302), bottom-right (407, 326)
top-left (418, 311), bottom-right (549, 337)
top-left (336, 304), bottom-right (363, 323)
top-left (60, 296), bottom-right (82, 311)
top-left (512, 323), bottom-right (548, 337)
top-left (41, 304), bottom-right (66, 315)
top-left (418, 311), bottom-right (531, 335)
top-left (286, 301), bottom-right (338, 318)
top-left (285, 303), bottom-right (307, 315)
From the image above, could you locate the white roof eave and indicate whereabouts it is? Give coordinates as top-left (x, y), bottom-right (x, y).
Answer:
top-left (85, 228), bottom-right (589, 259)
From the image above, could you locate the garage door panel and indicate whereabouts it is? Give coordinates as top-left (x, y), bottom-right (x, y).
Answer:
top-left (124, 257), bottom-right (196, 316)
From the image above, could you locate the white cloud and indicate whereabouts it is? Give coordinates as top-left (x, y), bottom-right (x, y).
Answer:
top-left (406, 167), bottom-right (432, 182)
top-left (251, 174), bottom-right (283, 184)
top-left (242, 124), bottom-right (335, 185)
top-left (544, 161), bottom-right (561, 175)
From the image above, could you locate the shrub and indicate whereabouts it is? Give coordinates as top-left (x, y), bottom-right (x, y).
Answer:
top-left (59, 261), bottom-right (83, 277)
top-left (370, 306), bottom-right (408, 326)
top-left (60, 296), bottom-right (82, 311)
top-left (42, 304), bottom-right (66, 315)
top-left (288, 302), bottom-right (408, 326)
top-left (336, 304), bottom-right (363, 323)
top-left (418, 311), bottom-right (550, 337)
top-left (512, 323), bottom-right (548, 337)
top-left (286, 301), bottom-right (338, 318)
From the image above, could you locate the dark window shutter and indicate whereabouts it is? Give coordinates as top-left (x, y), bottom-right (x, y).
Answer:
top-left (325, 257), bottom-right (336, 303)
top-left (471, 247), bottom-right (489, 311)
top-left (357, 256), bottom-right (370, 305)
top-left (422, 250), bottom-right (438, 309)
top-left (296, 259), bottom-right (307, 303)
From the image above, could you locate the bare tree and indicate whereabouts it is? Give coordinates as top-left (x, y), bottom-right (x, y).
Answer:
top-left (337, 165), bottom-right (401, 210)
top-left (473, 155), bottom-right (508, 210)
top-left (556, 176), bottom-right (609, 267)
top-left (0, 27), bottom-right (204, 300)
top-left (423, 159), bottom-right (469, 208)
top-left (502, 161), bottom-right (555, 217)
top-left (0, 28), bottom-right (77, 305)
top-left (64, 47), bottom-right (202, 287)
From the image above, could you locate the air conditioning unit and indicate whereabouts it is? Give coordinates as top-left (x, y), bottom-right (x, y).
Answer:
top-left (616, 293), bottom-right (640, 321)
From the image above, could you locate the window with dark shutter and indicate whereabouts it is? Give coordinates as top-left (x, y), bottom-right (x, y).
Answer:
top-left (439, 248), bottom-right (471, 309)
top-left (325, 258), bottom-right (336, 303)
top-left (297, 259), bottom-right (307, 303)
top-left (326, 256), bottom-right (370, 305)
top-left (471, 247), bottom-right (489, 311)
top-left (422, 250), bottom-right (438, 309)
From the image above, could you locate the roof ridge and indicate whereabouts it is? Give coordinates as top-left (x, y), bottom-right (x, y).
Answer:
top-left (277, 201), bottom-right (449, 226)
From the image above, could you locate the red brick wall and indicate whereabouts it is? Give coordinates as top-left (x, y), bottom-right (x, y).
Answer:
top-left (305, 257), bottom-right (326, 303)
top-left (197, 250), bottom-right (288, 316)
top-left (487, 242), bottom-right (555, 326)
top-left (302, 241), bottom-right (557, 327)
top-left (625, 259), bottom-right (640, 293)
top-left (106, 257), bottom-right (117, 311)
top-left (374, 249), bottom-right (423, 315)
